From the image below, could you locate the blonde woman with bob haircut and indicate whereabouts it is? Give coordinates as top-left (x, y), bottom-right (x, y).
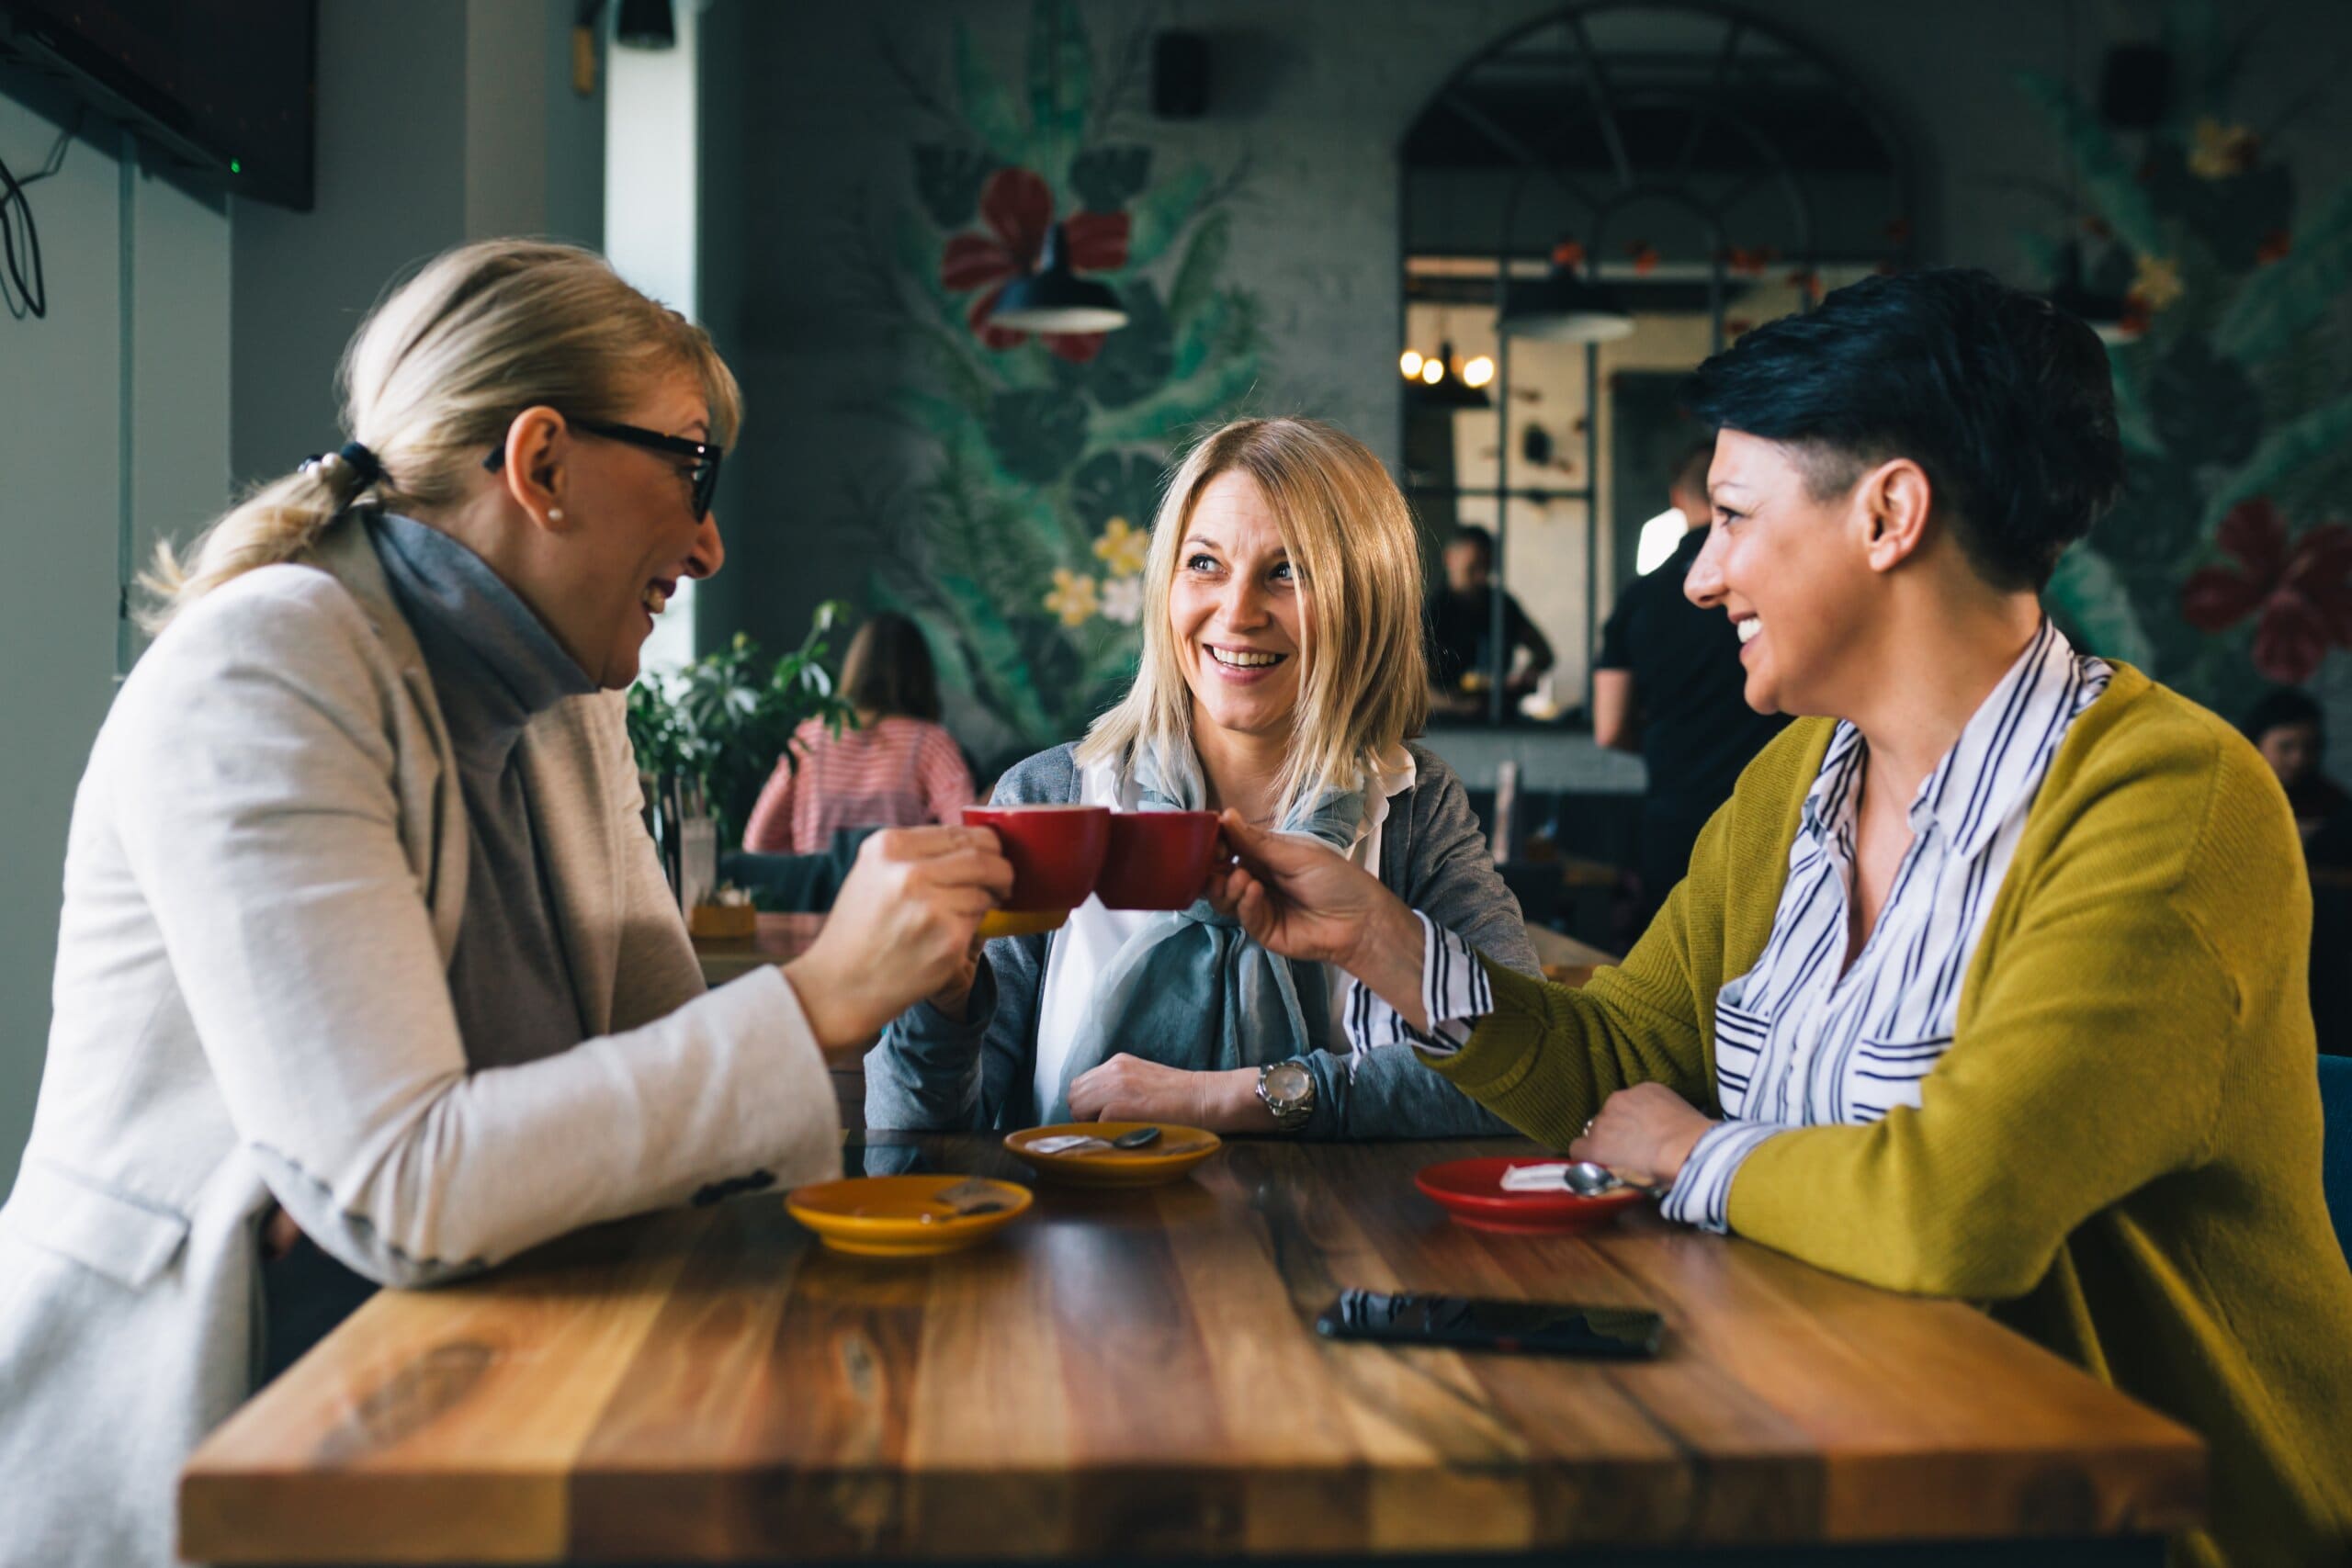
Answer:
top-left (0, 239), bottom-right (1009, 1568)
top-left (867, 416), bottom-right (1534, 1137)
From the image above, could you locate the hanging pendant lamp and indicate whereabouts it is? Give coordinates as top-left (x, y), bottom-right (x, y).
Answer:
top-left (1501, 238), bottom-right (1634, 344)
top-left (991, 222), bottom-right (1129, 333)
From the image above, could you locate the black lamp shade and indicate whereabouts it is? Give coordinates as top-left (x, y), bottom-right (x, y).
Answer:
top-left (616, 0), bottom-right (676, 50)
top-left (990, 222), bottom-right (1129, 333)
top-left (1501, 262), bottom-right (1634, 344)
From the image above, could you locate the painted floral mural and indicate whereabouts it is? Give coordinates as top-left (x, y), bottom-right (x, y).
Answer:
top-left (846, 0), bottom-right (1261, 769)
top-left (2023, 2), bottom-right (2352, 717)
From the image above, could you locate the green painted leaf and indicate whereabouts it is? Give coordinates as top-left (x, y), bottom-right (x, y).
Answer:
top-left (1060, 280), bottom-right (1173, 411)
top-left (954, 21), bottom-right (1023, 158)
top-left (2106, 345), bottom-right (2165, 458)
top-left (2214, 182), bottom-right (2352, 364)
top-left (1026, 0), bottom-right (1091, 144)
top-left (2044, 546), bottom-right (2156, 668)
top-left (985, 387), bottom-right (1091, 484)
top-left (2015, 72), bottom-right (2165, 256)
top-left (2148, 334), bottom-right (2261, 467)
top-left (937, 572), bottom-right (1053, 738)
top-left (1167, 208), bottom-right (1230, 328)
top-left (912, 144), bottom-right (1000, 230)
top-left (2201, 390), bottom-right (2352, 532)
top-left (1070, 449), bottom-right (1167, 531)
top-left (1120, 164), bottom-right (1215, 274)
top-left (1071, 145), bottom-right (1151, 212)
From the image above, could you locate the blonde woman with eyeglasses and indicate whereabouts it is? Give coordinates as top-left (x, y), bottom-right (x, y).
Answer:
top-left (0, 240), bottom-right (1010, 1568)
top-left (866, 416), bottom-right (1536, 1138)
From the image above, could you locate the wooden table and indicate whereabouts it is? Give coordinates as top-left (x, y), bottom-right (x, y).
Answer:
top-left (181, 1134), bottom-right (2202, 1565)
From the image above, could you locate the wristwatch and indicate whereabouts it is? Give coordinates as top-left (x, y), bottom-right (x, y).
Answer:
top-left (1256, 1060), bottom-right (1317, 1134)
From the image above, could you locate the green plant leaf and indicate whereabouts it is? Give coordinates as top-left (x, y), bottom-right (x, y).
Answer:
top-left (2213, 181), bottom-right (2352, 364)
top-left (2200, 390), bottom-right (2352, 531)
top-left (2014, 71), bottom-right (2165, 256)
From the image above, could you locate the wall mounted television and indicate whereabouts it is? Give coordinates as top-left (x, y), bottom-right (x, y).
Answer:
top-left (0, 0), bottom-right (314, 210)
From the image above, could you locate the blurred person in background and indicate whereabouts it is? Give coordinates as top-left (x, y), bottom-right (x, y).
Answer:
top-left (1595, 438), bottom-right (1788, 924)
top-left (743, 610), bottom-right (975, 854)
top-left (1427, 524), bottom-right (1554, 718)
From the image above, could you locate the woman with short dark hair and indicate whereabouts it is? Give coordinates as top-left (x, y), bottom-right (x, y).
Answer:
top-left (1216, 269), bottom-right (2352, 1568)
top-left (742, 611), bottom-right (975, 853)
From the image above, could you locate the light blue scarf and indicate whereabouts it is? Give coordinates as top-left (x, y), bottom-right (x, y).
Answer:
top-left (1043, 742), bottom-right (1363, 1123)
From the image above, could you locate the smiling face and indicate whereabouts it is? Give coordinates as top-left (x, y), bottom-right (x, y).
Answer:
top-left (1682, 428), bottom-right (1877, 717)
top-left (539, 373), bottom-right (725, 688)
top-left (1170, 471), bottom-right (1309, 745)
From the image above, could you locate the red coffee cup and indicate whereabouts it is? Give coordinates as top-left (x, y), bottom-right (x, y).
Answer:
top-left (962, 805), bottom-right (1111, 933)
top-left (1095, 809), bottom-right (1222, 910)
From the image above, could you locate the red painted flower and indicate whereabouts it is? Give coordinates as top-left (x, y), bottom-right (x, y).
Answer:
top-left (940, 167), bottom-right (1130, 363)
top-left (2180, 499), bottom-right (2352, 682)
top-left (2256, 228), bottom-right (2292, 265)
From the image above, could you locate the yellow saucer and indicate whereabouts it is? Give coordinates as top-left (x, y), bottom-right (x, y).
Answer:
top-left (1003, 1122), bottom-right (1223, 1189)
top-left (978, 908), bottom-right (1070, 940)
top-left (785, 1175), bottom-right (1033, 1258)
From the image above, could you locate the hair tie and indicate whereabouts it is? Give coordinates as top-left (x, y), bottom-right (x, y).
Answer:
top-left (299, 441), bottom-right (387, 491)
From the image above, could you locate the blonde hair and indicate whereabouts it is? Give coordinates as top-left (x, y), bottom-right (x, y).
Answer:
top-left (1078, 417), bottom-right (1430, 819)
top-left (141, 238), bottom-right (742, 630)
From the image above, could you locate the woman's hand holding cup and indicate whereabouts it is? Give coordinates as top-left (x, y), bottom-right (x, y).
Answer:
top-left (784, 826), bottom-right (1012, 1048)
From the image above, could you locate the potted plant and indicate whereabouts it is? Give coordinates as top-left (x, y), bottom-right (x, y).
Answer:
top-left (626, 604), bottom-right (858, 878)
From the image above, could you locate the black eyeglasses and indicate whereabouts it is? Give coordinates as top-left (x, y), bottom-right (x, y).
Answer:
top-left (482, 415), bottom-right (724, 521)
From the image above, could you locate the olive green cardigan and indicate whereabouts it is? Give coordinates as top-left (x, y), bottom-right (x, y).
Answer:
top-left (1428, 664), bottom-right (2352, 1568)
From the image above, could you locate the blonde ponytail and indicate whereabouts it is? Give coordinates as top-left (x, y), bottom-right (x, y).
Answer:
top-left (140, 239), bottom-right (741, 631)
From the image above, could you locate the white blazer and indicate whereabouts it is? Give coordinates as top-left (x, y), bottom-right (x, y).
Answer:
top-left (0, 515), bottom-right (842, 1568)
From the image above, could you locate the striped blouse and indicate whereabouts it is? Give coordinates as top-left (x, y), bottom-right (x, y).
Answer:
top-left (1353, 619), bottom-right (2109, 1235)
top-left (741, 716), bottom-right (976, 855)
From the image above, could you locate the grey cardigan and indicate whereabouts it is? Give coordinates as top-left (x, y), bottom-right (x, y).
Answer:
top-left (865, 743), bottom-right (1538, 1138)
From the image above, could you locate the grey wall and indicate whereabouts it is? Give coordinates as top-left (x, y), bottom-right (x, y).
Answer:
top-left (698, 0), bottom-right (2352, 755)
top-left (232, 0), bottom-right (605, 491)
top-left (0, 84), bottom-right (232, 1195)
top-left (2, 1), bottom-right (603, 1190)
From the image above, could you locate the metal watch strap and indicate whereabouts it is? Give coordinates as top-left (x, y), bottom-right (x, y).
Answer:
top-left (1256, 1061), bottom-right (1315, 1133)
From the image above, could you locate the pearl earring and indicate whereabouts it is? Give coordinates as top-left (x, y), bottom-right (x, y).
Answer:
top-left (547, 506), bottom-right (565, 522)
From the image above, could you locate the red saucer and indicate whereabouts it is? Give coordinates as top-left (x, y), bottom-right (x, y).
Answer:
top-left (1414, 1156), bottom-right (1646, 1235)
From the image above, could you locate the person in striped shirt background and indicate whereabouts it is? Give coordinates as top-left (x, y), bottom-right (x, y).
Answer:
top-left (742, 611), bottom-right (976, 855)
top-left (1214, 269), bottom-right (2352, 1568)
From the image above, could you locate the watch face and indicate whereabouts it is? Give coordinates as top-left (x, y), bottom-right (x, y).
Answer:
top-left (1266, 1062), bottom-right (1312, 1106)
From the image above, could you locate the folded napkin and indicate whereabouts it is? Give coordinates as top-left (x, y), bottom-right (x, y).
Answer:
top-left (1030, 1134), bottom-right (1114, 1156)
top-left (1498, 1162), bottom-right (1576, 1192)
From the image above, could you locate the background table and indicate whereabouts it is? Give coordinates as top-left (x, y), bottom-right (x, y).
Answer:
top-left (181, 1134), bottom-right (2202, 1565)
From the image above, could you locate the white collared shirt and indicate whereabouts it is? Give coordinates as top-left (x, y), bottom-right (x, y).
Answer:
top-left (1033, 747), bottom-right (1417, 1117)
top-left (1352, 621), bottom-right (2109, 1235)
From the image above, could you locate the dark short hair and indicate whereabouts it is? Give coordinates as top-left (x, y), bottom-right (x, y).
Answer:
top-left (840, 611), bottom-right (942, 722)
top-left (1679, 268), bottom-right (2125, 591)
top-left (2245, 686), bottom-right (2324, 745)
top-left (1447, 525), bottom-right (1495, 559)
top-left (1669, 438), bottom-right (1715, 502)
